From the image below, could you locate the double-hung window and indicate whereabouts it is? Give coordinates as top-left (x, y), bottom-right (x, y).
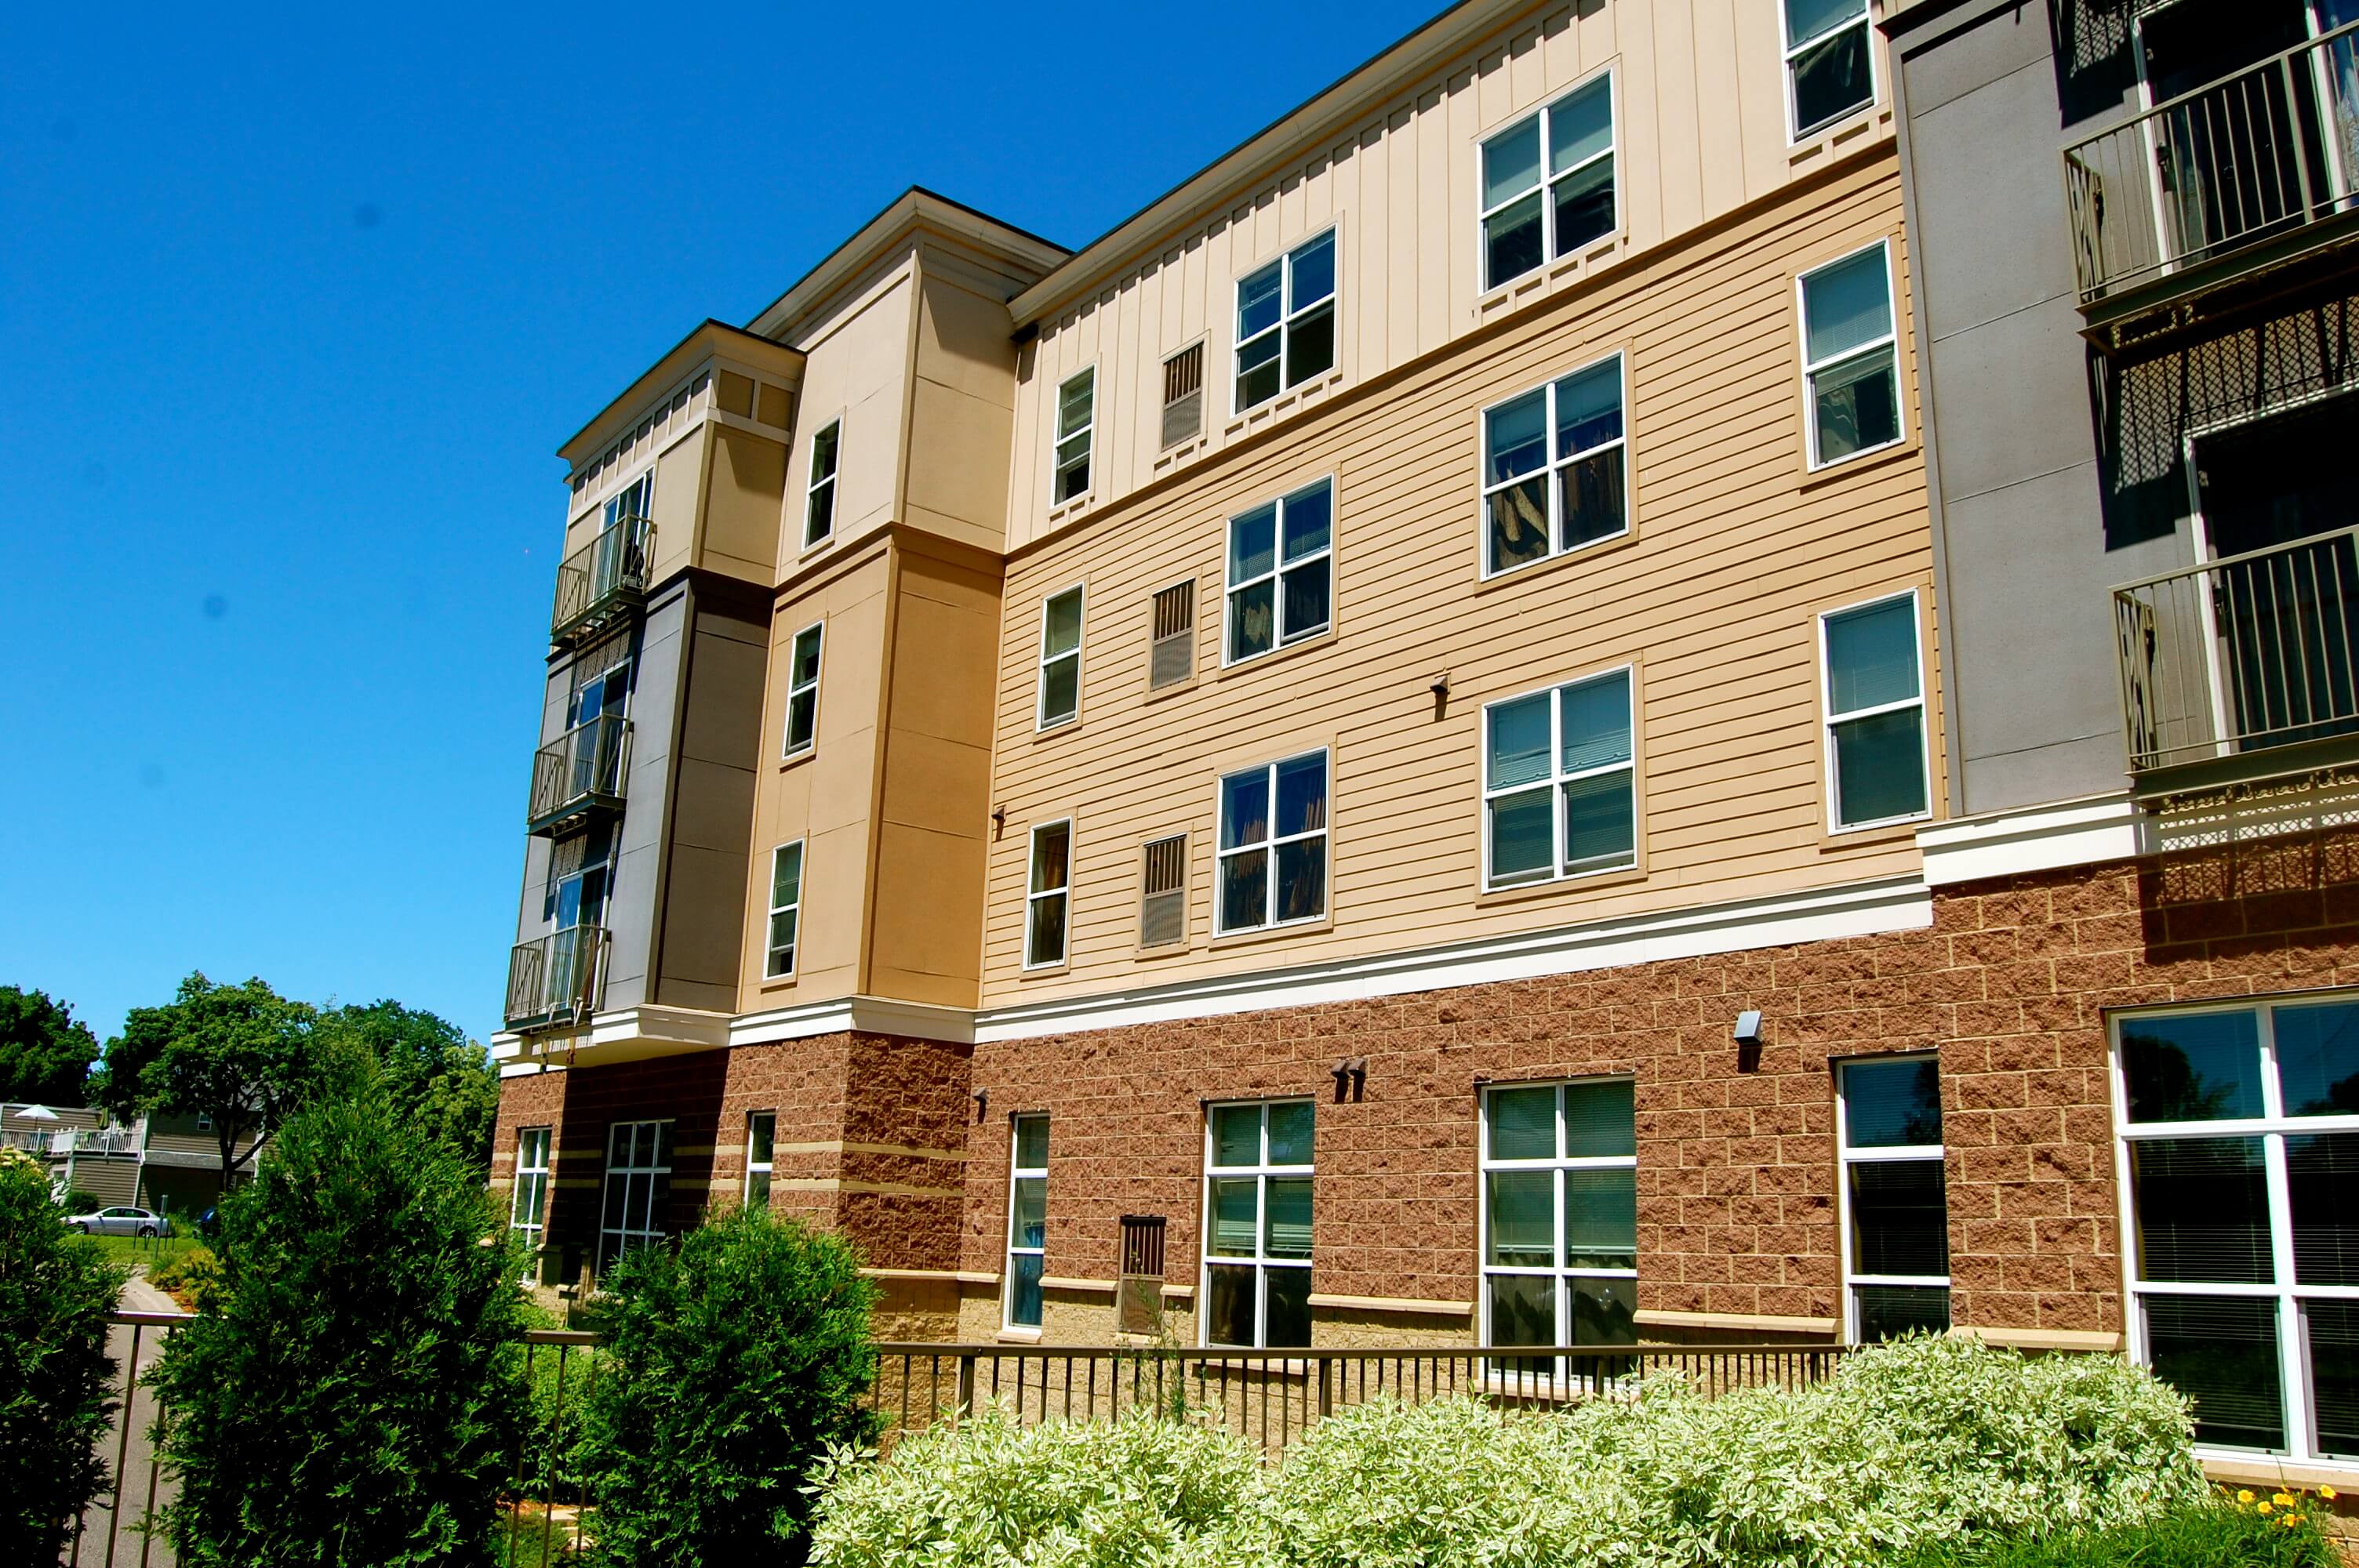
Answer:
top-left (2114, 996), bottom-right (2359, 1462)
top-left (1783, 0), bottom-right (1874, 138)
top-left (1038, 586), bottom-right (1084, 729)
top-left (1234, 231), bottom-right (1337, 412)
top-left (1202, 1101), bottom-right (1314, 1348)
top-left (1482, 354), bottom-right (1627, 577)
top-left (1216, 751), bottom-right (1329, 934)
top-left (1481, 1079), bottom-right (1637, 1372)
top-left (783, 622), bottom-right (823, 757)
top-left (1837, 1057), bottom-right (1950, 1341)
top-left (1484, 667), bottom-right (1637, 887)
top-left (596, 1119), bottom-right (673, 1275)
top-left (765, 841), bottom-right (804, 979)
top-left (1025, 820), bottom-right (1071, 968)
top-left (510, 1127), bottom-right (552, 1257)
top-left (1006, 1114), bottom-right (1049, 1329)
top-left (804, 420), bottom-right (840, 546)
top-left (1798, 242), bottom-right (1901, 466)
top-left (1053, 370), bottom-right (1094, 504)
top-left (1820, 591), bottom-right (1929, 829)
top-left (1480, 73), bottom-right (1616, 290)
top-left (746, 1111), bottom-right (775, 1210)
top-left (1226, 479), bottom-right (1332, 662)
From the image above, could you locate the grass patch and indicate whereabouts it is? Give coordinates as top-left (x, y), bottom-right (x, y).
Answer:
top-left (72, 1232), bottom-right (205, 1274)
top-left (1901, 1492), bottom-right (2340, 1567)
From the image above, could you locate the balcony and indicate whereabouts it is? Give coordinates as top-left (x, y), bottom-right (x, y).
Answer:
top-left (526, 715), bottom-right (631, 837)
top-left (551, 514), bottom-right (652, 648)
top-left (2113, 526), bottom-right (2359, 792)
top-left (2063, 24), bottom-right (2359, 349)
top-left (505, 925), bottom-right (609, 1031)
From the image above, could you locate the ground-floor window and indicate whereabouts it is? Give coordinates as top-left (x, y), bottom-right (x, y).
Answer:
top-left (1480, 1078), bottom-right (1637, 1372)
top-left (2114, 996), bottom-right (2359, 1462)
top-left (510, 1127), bottom-right (551, 1260)
top-left (597, 1120), bottom-right (673, 1276)
top-left (1201, 1100), bottom-right (1313, 1348)
top-left (745, 1111), bottom-right (773, 1210)
top-left (1006, 1114), bottom-right (1049, 1329)
top-left (1837, 1055), bottom-right (1950, 1341)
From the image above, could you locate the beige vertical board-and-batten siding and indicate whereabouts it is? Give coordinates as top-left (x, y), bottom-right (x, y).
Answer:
top-left (980, 151), bottom-right (1939, 1004)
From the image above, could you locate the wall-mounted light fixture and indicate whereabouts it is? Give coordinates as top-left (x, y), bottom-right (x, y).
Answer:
top-left (1430, 672), bottom-right (1450, 721)
top-left (990, 805), bottom-right (1006, 838)
top-left (1733, 1010), bottom-right (1764, 1073)
top-left (972, 1087), bottom-right (989, 1123)
top-left (1331, 1055), bottom-right (1369, 1102)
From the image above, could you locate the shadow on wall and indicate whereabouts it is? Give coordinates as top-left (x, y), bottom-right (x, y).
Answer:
top-left (2049, 0), bottom-right (2140, 129)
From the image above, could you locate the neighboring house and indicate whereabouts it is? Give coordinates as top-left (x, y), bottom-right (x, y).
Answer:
top-left (2, 1102), bottom-right (262, 1218)
top-left (481, 0), bottom-right (2359, 1489)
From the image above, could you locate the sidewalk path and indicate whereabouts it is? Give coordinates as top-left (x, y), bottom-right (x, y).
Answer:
top-left (68, 1274), bottom-right (187, 1566)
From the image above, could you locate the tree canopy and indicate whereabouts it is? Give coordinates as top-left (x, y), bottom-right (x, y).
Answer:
top-left (316, 1000), bottom-right (500, 1177)
top-left (95, 974), bottom-right (322, 1191)
top-left (0, 987), bottom-right (100, 1106)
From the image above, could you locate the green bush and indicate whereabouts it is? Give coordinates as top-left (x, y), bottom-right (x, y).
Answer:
top-left (146, 1245), bottom-right (222, 1312)
top-left (0, 1145), bottom-right (126, 1563)
top-left (1899, 1490), bottom-right (2339, 1566)
top-left (147, 1093), bottom-right (530, 1566)
top-left (576, 1203), bottom-right (880, 1566)
top-left (59, 1185), bottom-right (100, 1215)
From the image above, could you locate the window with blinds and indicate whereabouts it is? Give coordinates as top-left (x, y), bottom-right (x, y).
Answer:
top-left (1140, 833), bottom-right (1187, 949)
top-left (1149, 579), bottom-right (1194, 689)
top-left (1161, 343), bottom-right (1205, 448)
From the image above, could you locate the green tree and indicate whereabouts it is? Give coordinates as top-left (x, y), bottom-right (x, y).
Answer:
top-left (147, 1091), bottom-right (529, 1567)
top-left (579, 1205), bottom-right (880, 1566)
top-left (95, 974), bottom-right (320, 1193)
top-left (0, 1145), bottom-right (126, 1562)
top-left (0, 985), bottom-right (100, 1105)
top-left (316, 1000), bottom-right (500, 1176)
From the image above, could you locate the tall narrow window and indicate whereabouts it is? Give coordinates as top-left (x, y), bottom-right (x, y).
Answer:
top-left (1202, 1101), bottom-right (1314, 1348)
top-left (765, 841), bottom-right (804, 979)
top-left (1480, 73), bottom-right (1618, 291)
top-left (1226, 479), bottom-right (1332, 663)
top-left (511, 1127), bottom-right (552, 1258)
top-left (1798, 243), bottom-right (1900, 466)
top-left (1150, 579), bottom-right (1196, 689)
top-left (2117, 997), bottom-right (2359, 1461)
top-left (1025, 821), bottom-right (1071, 968)
top-left (1162, 343), bottom-right (1205, 448)
top-left (745, 1111), bottom-right (775, 1210)
top-left (1784, 0), bottom-right (1874, 138)
top-left (1480, 1080), bottom-right (1638, 1374)
top-left (804, 420), bottom-right (841, 546)
top-left (1006, 1114), bottom-right (1049, 1329)
top-left (1140, 833), bottom-right (1188, 949)
top-left (1820, 592), bottom-right (1928, 829)
top-left (1216, 750), bottom-right (1329, 934)
top-left (1037, 586), bottom-right (1084, 729)
top-left (1838, 1057), bottom-right (1950, 1341)
top-left (783, 622), bottom-right (823, 757)
top-left (596, 1120), bottom-right (672, 1275)
top-left (1484, 354), bottom-right (1628, 577)
top-left (1234, 231), bottom-right (1338, 412)
top-left (1484, 666), bottom-right (1637, 888)
top-left (1053, 369), bottom-right (1095, 503)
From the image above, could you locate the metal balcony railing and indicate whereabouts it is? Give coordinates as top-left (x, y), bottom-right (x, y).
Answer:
top-left (525, 714), bottom-right (631, 836)
top-left (2114, 525), bottom-right (2359, 785)
top-left (504, 925), bottom-right (609, 1031)
top-left (2063, 24), bottom-right (2359, 316)
top-left (550, 514), bottom-right (652, 647)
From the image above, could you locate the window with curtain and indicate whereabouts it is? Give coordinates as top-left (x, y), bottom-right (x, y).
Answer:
top-left (1838, 1057), bottom-right (1950, 1341)
top-left (1821, 591), bottom-right (1928, 829)
top-left (1226, 479), bottom-right (1332, 662)
top-left (1481, 353), bottom-right (1628, 577)
top-left (1216, 751), bottom-right (1329, 934)
top-left (1006, 1114), bottom-right (1049, 1329)
top-left (1483, 666), bottom-right (1637, 888)
top-left (1481, 1080), bottom-right (1638, 1377)
top-left (1026, 821), bottom-right (1071, 968)
top-left (1202, 1101), bottom-right (1314, 1348)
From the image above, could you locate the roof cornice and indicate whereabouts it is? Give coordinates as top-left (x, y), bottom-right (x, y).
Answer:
top-left (557, 320), bottom-right (806, 467)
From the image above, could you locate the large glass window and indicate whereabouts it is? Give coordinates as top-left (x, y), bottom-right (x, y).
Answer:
top-left (1053, 369), bottom-right (1094, 504)
top-left (1038, 586), bottom-right (1084, 730)
top-left (1234, 231), bottom-right (1337, 412)
top-left (1783, 0), bottom-right (1874, 138)
top-left (1837, 1056), bottom-right (1950, 1341)
top-left (1007, 1114), bottom-right (1049, 1329)
top-left (2117, 996), bottom-right (2359, 1461)
top-left (596, 1120), bottom-right (673, 1276)
top-left (804, 420), bottom-right (840, 546)
top-left (1483, 667), bottom-right (1636, 888)
top-left (783, 622), bottom-right (823, 757)
top-left (1821, 591), bottom-right (1928, 829)
top-left (1216, 750), bottom-right (1329, 934)
top-left (511, 1127), bottom-right (552, 1258)
top-left (1202, 1101), bottom-right (1314, 1348)
top-left (1226, 479), bottom-right (1332, 663)
top-left (746, 1111), bottom-right (774, 1210)
top-left (1482, 354), bottom-right (1628, 578)
top-left (1798, 242), bottom-right (1901, 466)
top-left (1479, 73), bottom-right (1617, 290)
top-left (765, 841), bottom-right (804, 980)
top-left (1025, 821), bottom-right (1071, 969)
top-left (1481, 1080), bottom-right (1638, 1374)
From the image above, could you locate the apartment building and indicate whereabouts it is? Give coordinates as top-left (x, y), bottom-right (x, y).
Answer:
top-left (486, 0), bottom-right (2354, 1479)
top-left (2, 1102), bottom-right (260, 1214)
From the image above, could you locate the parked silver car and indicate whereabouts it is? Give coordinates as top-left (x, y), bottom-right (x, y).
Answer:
top-left (67, 1206), bottom-right (171, 1238)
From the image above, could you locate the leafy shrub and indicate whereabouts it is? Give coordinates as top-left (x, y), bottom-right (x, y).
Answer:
top-left (509, 1301), bottom-right (598, 1504)
top-left (59, 1185), bottom-right (100, 1214)
top-left (146, 1245), bottom-right (222, 1312)
top-left (0, 1144), bottom-right (126, 1563)
top-left (1899, 1487), bottom-right (2339, 1566)
top-left (576, 1203), bottom-right (880, 1566)
top-left (809, 1402), bottom-right (1263, 1568)
top-left (147, 1092), bottom-right (530, 1566)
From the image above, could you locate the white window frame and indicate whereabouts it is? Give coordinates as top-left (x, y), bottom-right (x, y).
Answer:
top-left (1782, 0), bottom-right (1878, 142)
top-left (745, 1110), bottom-right (774, 1210)
top-left (1214, 749), bottom-right (1331, 935)
top-left (595, 1119), bottom-right (673, 1276)
top-left (782, 622), bottom-right (823, 758)
top-left (1200, 1099), bottom-right (1315, 1348)
top-left (1834, 1054), bottom-right (1950, 1343)
top-left (1476, 69), bottom-right (1619, 293)
top-left (1223, 477), bottom-right (1335, 666)
top-left (1478, 1078), bottom-right (1638, 1378)
top-left (1024, 819), bottom-right (1072, 970)
top-left (1816, 588), bottom-right (1932, 833)
top-left (1233, 229), bottom-right (1339, 416)
top-left (602, 469), bottom-right (653, 528)
top-left (1796, 239), bottom-right (1903, 470)
top-left (2111, 993), bottom-right (2359, 1467)
top-left (1052, 367), bottom-right (1095, 506)
top-left (765, 840), bottom-right (805, 980)
top-left (510, 1126), bottom-right (553, 1255)
top-left (1005, 1113), bottom-right (1049, 1330)
top-left (803, 419), bottom-right (841, 547)
top-left (1481, 664), bottom-right (1638, 890)
top-left (1479, 352), bottom-right (1630, 580)
top-left (1036, 584), bottom-right (1085, 731)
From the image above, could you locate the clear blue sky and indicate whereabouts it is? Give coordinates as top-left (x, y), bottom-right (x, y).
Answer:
top-left (3, 0), bottom-right (1440, 1050)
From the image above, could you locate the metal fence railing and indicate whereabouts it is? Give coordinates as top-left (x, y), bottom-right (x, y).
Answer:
top-left (2113, 524), bottom-right (2359, 779)
top-left (525, 716), bottom-right (631, 836)
top-left (503, 926), bottom-right (609, 1032)
top-left (550, 515), bottom-right (652, 648)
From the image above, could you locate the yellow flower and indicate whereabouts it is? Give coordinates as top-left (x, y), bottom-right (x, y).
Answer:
top-left (2274, 1492), bottom-right (2295, 1506)
top-left (2283, 1515), bottom-right (2300, 1530)
top-left (2237, 1490), bottom-right (2256, 1504)
top-left (2323, 1485), bottom-right (2339, 1500)
top-left (2258, 1501), bottom-right (2274, 1514)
